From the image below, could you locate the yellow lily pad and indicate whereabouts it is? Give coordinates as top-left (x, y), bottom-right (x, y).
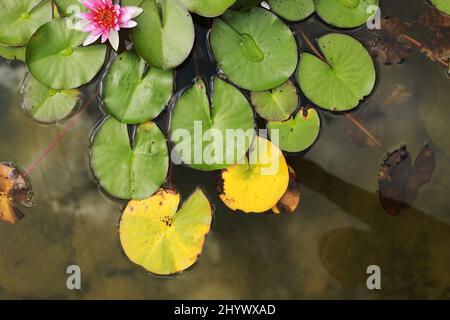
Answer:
top-left (219, 136), bottom-right (289, 213)
top-left (119, 188), bottom-right (212, 275)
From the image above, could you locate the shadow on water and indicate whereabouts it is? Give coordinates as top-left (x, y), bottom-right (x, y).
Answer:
top-left (292, 155), bottom-right (450, 298)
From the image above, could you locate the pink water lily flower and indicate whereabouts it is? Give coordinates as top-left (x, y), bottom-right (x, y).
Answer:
top-left (78, 0), bottom-right (143, 51)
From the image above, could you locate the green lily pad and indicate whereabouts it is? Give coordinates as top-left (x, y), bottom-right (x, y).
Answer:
top-left (314, 0), bottom-right (379, 28)
top-left (297, 33), bottom-right (376, 111)
top-left (268, 0), bottom-right (315, 22)
top-left (179, 0), bottom-right (237, 17)
top-left (124, 0), bottom-right (195, 70)
top-left (210, 7), bottom-right (298, 91)
top-left (54, 0), bottom-right (86, 16)
top-left (0, 44), bottom-right (25, 61)
top-left (0, 0), bottom-right (52, 46)
top-left (430, 0), bottom-right (450, 15)
top-left (102, 50), bottom-right (173, 124)
top-left (21, 73), bottom-right (80, 123)
top-left (170, 77), bottom-right (255, 171)
top-left (119, 188), bottom-right (212, 275)
top-left (90, 117), bottom-right (169, 200)
top-left (26, 18), bottom-right (107, 89)
top-left (268, 107), bottom-right (320, 153)
top-left (251, 80), bottom-right (298, 121)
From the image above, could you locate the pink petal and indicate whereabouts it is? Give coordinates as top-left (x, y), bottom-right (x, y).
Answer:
top-left (101, 30), bottom-right (110, 43)
top-left (119, 20), bottom-right (137, 29)
top-left (119, 6), bottom-right (143, 21)
top-left (83, 31), bottom-right (102, 46)
top-left (108, 30), bottom-right (119, 51)
top-left (80, 0), bottom-right (102, 11)
top-left (82, 22), bottom-right (97, 32)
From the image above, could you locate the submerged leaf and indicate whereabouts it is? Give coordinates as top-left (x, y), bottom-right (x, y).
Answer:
top-left (218, 136), bottom-right (289, 213)
top-left (0, 162), bottom-right (33, 224)
top-left (272, 166), bottom-right (300, 214)
top-left (90, 118), bottom-right (169, 200)
top-left (210, 7), bottom-right (298, 91)
top-left (119, 188), bottom-right (212, 275)
top-left (378, 145), bottom-right (436, 216)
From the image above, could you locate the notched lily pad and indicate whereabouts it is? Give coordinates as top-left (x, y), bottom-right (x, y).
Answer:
top-left (125, 0), bottom-right (195, 70)
top-left (119, 188), bottom-right (212, 275)
top-left (0, 0), bottom-right (52, 46)
top-left (268, 107), bottom-right (320, 153)
top-left (170, 77), bottom-right (255, 171)
top-left (314, 0), bottom-right (380, 28)
top-left (378, 145), bottom-right (436, 216)
top-left (21, 73), bottom-right (81, 123)
top-left (210, 7), bottom-right (298, 91)
top-left (179, 0), bottom-right (237, 17)
top-left (26, 18), bottom-right (107, 89)
top-left (268, 0), bottom-right (315, 22)
top-left (298, 33), bottom-right (376, 111)
top-left (0, 162), bottom-right (33, 224)
top-left (272, 166), bottom-right (300, 214)
top-left (218, 136), bottom-right (289, 213)
top-left (251, 80), bottom-right (298, 122)
top-left (90, 117), bottom-right (169, 200)
top-left (102, 50), bottom-right (173, 124)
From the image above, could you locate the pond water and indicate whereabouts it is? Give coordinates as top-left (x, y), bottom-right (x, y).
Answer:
top-left (1, 0), bottom-right (450, 299)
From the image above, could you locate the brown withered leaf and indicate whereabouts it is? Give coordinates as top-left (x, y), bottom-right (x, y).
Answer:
top-left (272, 166), bottom-right (300, 214)
top-left (368, 17), bottom-right (412, 65)
top-left (378, 145), bottom-right (436, 216)
top-left (0, 162), bottom-right (33, 224)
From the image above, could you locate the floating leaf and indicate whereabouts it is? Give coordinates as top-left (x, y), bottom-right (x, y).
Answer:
top-left (430, 0), bottom-right (450, 15)
top-left (0, 44), bottom-right (25, 61)
top-left (0, 0), bottom-right (52, 46)
top-left (102, 50), bottom-right (173, 124)
top-left (251, 80), bottom-right (298, 121)
top-left (170, 77), bottom-right (255, 171)
top-left (0, 162), bottom-right (33, 224)
top-left (179, 0), bottom-right (237, 17)
top-left (298, 33), bottom-right (376, 111)
top-left (218, 136), bottom-right (289, 213)
top-left (21, 73), bottom-right (80, 123)
top-left (210, 7), bottom-right (298, 91)
top-left (272, 166), bottom-right (300, 214)
top-left (378, 145), bottom-right (436, 216)
top-left (53, 0), bottom-right (86, 16)
top-left (268, 0), bottom-right (315, 22)
top-left (119, 188), bottom-right (212, 275)
top-left (314, 0), bottom-right (379, 28)
top-left (90, 117), bottom-right (169, 200)
top-left (268, 107), bottom-right (320, 153)
top-left (26, 18), bottom-right (107, 89)
top-left (124, 0), bottom-right (195, 70)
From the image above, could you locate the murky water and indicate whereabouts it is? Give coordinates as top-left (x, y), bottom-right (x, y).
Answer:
top-left (1, 0), bottom-right (450, 299)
